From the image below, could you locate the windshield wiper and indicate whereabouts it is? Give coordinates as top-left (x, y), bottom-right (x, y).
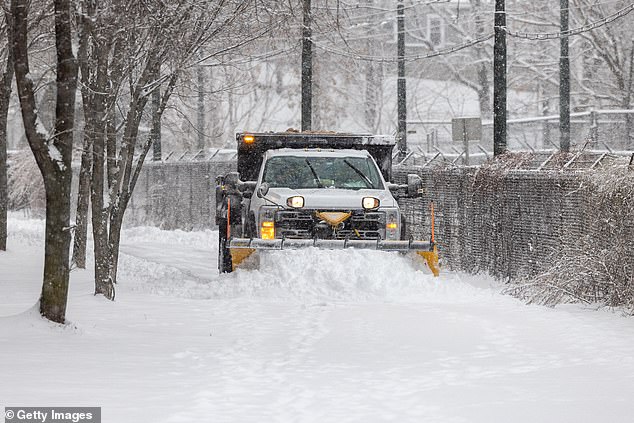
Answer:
top-left (305, 158), bottom-right (323, 188)
top-left (344, 159), bottom-right (373, 188)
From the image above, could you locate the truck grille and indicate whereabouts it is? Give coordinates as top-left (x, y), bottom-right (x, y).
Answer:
top-left (275, 210), bottom-right (385, 240)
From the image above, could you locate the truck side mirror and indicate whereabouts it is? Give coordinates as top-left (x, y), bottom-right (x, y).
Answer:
top-left (223, 172), bottom-right (257, 198)
top-left (257, 182), bottom-right (270, 198)
top-left (223, 172), bottom-right (240, 190)
top-left (239, 181), bottom-right (257, 198)
top-left (386, 183), bottom-right (402, 198)
top-left (407, 174), bottom-right (424, 198)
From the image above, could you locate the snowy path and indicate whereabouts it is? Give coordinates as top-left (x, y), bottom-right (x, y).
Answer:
top-left (2, 218), bottom-right (634, 422)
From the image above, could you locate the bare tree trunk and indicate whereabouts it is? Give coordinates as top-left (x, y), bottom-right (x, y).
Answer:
top-left (11, 0), bottom-right (78, 323)
top-left (477, 65), bottom-right (492, 118)
top-left (91, 190), bottom-right (113, 299)
top-left (624, 40), bottom-right (634, 149)
top-left (473, 0), bottom-right (492, 119)
top-left (91, 114), bottom-right (113, 298)
top-left (106, 107), bottom-right (118, 201)
top-left (45, 0), bottom-right (77, 322)
top-left (364, 62), bottom-right (377, 131)
top-left (196, 59), bottom-right (204, 151)
top-left (88, 66), bottom-right (114, 299)
top-left (0, 14), bottom-right (13, 252)
top-left (41, 177), bottom-right (72, 321)
top-left (0, 85), bottom-right (9, 252)
top-left (71, 138), bottom-right (91, 268)
top-left (0, 114), bottom-right (6, 252)
top-left (360, 0), bottom-right (385, 133)
top-left (73, 5), bottom-right (92, 270)
top-left (108, 210), bottom-right (123, 285)
top-left (76, 0), bottom-right (115, 299)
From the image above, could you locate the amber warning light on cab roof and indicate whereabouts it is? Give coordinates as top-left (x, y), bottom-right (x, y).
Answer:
top-left (243, 134), bottom-right (255, 144)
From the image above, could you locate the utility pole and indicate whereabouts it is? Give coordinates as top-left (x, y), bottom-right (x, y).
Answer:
top-left (493, 0), bottom-right (507, 156)
top-left (301, 0), bottom-right (312, 131)
top-left (397, 0), bottom-right (407, 160)
top-left (560, 0), bottom-right (571, 152)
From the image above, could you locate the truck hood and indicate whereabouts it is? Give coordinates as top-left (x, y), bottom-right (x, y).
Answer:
top-left (265, 187), bottom-right (398, 209)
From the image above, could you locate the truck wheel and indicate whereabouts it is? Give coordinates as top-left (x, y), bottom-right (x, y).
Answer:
top-left (400, 215), bottom-right (408, 240)
top-left (218, 218), bottom-right (233, 273)
top-left (247, 213), bottom-right (257, 238)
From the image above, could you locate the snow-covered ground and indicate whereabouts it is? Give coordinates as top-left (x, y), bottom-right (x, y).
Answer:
top-left (2, 215), bottom-right (634, 423)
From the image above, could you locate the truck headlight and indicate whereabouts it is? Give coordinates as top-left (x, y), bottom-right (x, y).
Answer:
top-left (362, 197), bottom-right (380, 210)
top-left (287, 196), bottom-right (304, 208)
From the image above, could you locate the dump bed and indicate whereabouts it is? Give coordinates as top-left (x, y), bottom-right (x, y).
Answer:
top-left (236, 132), bottom-right (396, 182)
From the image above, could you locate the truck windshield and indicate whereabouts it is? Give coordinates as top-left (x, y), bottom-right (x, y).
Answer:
top-left (262, 156), bottom-right (384, 190)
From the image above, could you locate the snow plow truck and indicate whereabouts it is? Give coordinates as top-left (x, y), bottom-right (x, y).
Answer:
top-left (215, 132), bottom-right (439, 275)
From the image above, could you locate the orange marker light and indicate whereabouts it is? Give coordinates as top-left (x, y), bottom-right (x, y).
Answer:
top-left (261, 221), bottom-right (275, 239)
top-left (386, 222), bottom-right (398, 230)
top-left (243, 135), bottom-right (255, 144)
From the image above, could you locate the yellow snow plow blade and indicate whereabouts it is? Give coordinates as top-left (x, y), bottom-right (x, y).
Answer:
top-left (415, 245), bottom-right (440, 277)
top-left (230, 248), bottom-right (256, 271)
top-left (229, 238), bottom-right (439, 276)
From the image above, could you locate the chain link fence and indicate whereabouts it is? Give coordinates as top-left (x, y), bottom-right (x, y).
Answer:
top-left (395, 151), bottom-right (634, 281)
top-left (124, 160), bottom-right (236, 230)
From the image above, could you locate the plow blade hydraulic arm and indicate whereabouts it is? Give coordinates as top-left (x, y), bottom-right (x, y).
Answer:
top-left (228, 238), bottom-right (439, 276)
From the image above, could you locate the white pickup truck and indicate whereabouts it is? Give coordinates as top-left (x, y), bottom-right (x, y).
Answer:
top-left (215, 132), bottom-right (438, 275)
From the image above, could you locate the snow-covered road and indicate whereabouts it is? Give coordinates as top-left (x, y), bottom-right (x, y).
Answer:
top-left (2, 217), bottom-right (634, 423)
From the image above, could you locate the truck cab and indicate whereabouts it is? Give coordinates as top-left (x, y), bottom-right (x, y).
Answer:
top-left (250, 148), bottom-right (402, 241)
